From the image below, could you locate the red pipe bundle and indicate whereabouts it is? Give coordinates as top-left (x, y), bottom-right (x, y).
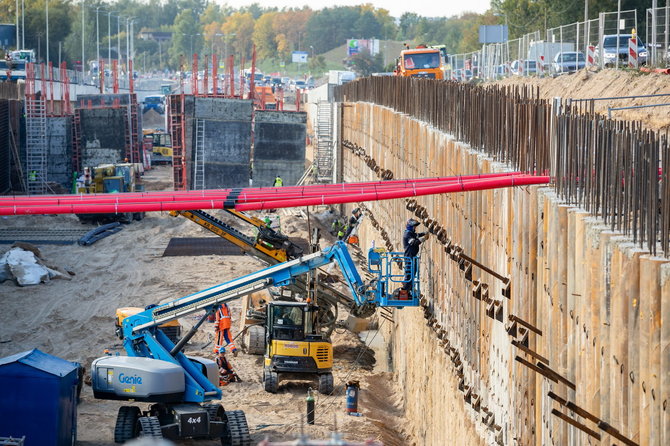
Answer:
top-left (0, 174), bottom-right (550, 216)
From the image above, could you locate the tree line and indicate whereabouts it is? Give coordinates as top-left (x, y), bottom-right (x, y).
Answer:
top-left (0, 0), bottom-right (654, 71)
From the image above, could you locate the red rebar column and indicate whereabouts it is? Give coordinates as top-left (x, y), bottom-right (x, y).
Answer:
top-left (212, 54), bottom-right (218, 95)
top-left (61, 62), bottom-right (70, 115)
top-left (99, 59), bottom-right (105, 94)
top-left (48, 62), bottom-right (54, 115)
top-left (112, 60), bottom-right (119, 93)
top-left (229, 55), bottom-right (235, 97)
top-left (40, 63), bottom-right (47, 107)
top-left (248, 46), bottom-right (256, 101)
top-left (239, 56), bottom-right (245, 97)
top-left (192, 54), bottom-right (198, 96)
top-left (203, 55), bottom-right (209, 95)
top-left (296, 88), bottom-right (301, 112)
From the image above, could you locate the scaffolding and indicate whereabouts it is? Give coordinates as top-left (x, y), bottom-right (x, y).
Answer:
top-left (25, 63), bottom-right (48, 195)
top-left (193, 118), bottom-right (206, 190)
top-left (169, 93), bottom-right (187, 190)
top-left (315, 100), bottom-right (334, 183)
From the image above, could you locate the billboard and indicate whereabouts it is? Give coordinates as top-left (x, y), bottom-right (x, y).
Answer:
top-left (292, 51), bottom-right (308, 63)
top-left (346, 39), bottom-right (380, 57)
top-left (0, 24), bottom-right (16, 49)
top-left (479, 25), bottom-right (508, 44)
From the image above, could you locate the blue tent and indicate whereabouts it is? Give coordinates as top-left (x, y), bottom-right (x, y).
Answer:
top-left (0, 349), bottom-right (79, 445)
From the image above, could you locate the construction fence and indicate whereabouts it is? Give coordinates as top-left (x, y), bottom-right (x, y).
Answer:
top-left (449, 6), bottom-right (670, 80)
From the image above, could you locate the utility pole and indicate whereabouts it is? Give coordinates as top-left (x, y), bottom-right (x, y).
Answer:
top-left (15, 0), bottom-right (18, 50)
top-left (81, 0), bottom-right (85, 81)
top-left (108, 11), bottom-right (111, 63)
top-left (45, 0), bottom-right (49, 63)
top-left (96, 6), bottom-right (100, 63)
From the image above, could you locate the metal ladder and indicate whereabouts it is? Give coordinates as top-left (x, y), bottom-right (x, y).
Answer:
top-left (193, 118), bottom-right (206, 190)
top-left (25, 98), bottom-right (47, 195)
top-left (315, 100), bottom-right (333, 183)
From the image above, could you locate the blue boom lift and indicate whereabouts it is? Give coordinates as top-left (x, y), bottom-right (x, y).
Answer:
top-left (91, 241), bottom-right (420, 443)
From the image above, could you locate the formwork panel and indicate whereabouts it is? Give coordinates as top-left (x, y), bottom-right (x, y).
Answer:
top-left (79, 108), bottom-right (127, 167)
top-left (187, 97), bottom-right (252, 190)
top-left (0, 100), bottom-right (9, 193)
top-left (253, 111), bottom-right (306, 187)
top-left (46, 116), bottom-right (72, 187)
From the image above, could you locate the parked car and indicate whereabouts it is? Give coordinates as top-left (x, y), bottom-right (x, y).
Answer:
top-left (551, 51), bottom-right (586, 74)
top-left (142, 95), bottom-right (165, 114)
top-left (293, 80), bottom-right (306, 91)
top-left (494, 64), bottom-right (509, 78)
top-left (510, 60), bottom-right (538, 76)
top-left (598, 34), bottom-right (648, 66)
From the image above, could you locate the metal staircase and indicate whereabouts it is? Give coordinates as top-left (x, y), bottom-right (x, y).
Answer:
top-left (315, 100), bottom-right (333, 183)
top-left (193, 119), bottom-right (206, 190)
top-left (25, 98), bottom-right (47, 195)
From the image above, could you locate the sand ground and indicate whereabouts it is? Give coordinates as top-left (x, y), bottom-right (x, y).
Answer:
top-left (0, 165), bottom-right (411, 445)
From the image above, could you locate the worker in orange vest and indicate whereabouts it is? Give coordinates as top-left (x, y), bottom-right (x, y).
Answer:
top-left (213, 303), bottom-right (238, 356)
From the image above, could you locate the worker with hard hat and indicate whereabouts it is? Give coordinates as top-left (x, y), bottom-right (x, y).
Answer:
top-left (273, 175), bottom-right (283, 187)
top-left (213, 302), bottom-right (238, 356)
top-left (216, 346), bottom-right (240, 386)
top-left (402, 218), bottom-right (427, 292)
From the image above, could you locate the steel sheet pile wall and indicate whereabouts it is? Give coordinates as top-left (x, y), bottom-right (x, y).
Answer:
top-left (336, 78), bottom-right (669, 445)
top-left (253, 111), bottom-right (306, 186)
top-left (190, 97), bottom-right (252, 189)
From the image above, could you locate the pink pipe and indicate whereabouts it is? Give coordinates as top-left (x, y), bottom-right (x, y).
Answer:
top-left (0, 172), bottom-right (529, 203)
top-left (0, 176), bottom-right (550, 216)
top-left (0, 176), bottom-right (543, 209)
top-left (0, 174), bottom-right (539, 207)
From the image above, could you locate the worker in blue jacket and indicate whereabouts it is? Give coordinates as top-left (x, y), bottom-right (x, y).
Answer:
top-left (402, 218), bottom-right (427, 292)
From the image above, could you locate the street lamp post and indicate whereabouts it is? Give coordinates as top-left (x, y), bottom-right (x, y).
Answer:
top-left (81, 0), bottom-right (85, 80)
top-left (96, 6), bottom-right (100, 63)
top-left (107, 11), bottom-right (111, 63)
top-left (46, 0), bottom-right (49, 63)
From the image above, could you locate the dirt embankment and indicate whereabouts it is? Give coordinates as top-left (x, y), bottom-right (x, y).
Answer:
top-left (496, 69), bottom-right (670, 131)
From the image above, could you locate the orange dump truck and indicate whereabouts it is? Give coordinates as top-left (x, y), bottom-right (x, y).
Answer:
top-left (395, 45), bottom-right (444, 80)
top-left (254, 85), bottom-right (277, 110)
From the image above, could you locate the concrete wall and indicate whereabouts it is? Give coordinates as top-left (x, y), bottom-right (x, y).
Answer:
top-left (253, 111), bottom-right (306, 187)
top-left (341, 102), bottom-right (668, 445)
top-left (0, 100), bottom-right (9, 193)
top-left (79, 108), bottom-right (127, 167)
top-left (188, 97), bottom-right (252, 189)
top-left (46, 117), bottom-right (72, 187)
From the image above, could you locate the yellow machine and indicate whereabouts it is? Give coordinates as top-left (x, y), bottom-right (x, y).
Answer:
top-left (115, 307), bottom-right (182, 343)
top-left (170, 209), bottom-right (303, 263)
top-left (262, 301), bottom-right (333, 394)
top-left (143, 129), bottom-right (173, 165)
top-left (76, 163), bottom-right (145, 223)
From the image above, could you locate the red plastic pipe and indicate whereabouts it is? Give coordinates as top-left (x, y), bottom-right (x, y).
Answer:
top-left (0, 176), bottom-right (550, 216)
top-left (0, 173), bottom-right (538, 206)
top-left (0, 175), bottom-right (543, 209)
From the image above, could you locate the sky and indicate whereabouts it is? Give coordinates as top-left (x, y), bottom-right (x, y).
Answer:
top-left (224, 0), bottom-right (492, 19)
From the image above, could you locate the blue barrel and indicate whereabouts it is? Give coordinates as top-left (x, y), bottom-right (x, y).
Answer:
top-left (345, 380), bottom-right (360, 413)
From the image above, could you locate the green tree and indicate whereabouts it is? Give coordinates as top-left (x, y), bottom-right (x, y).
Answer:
top-left (347, 49), bottom-right (383, 76)
top-left (169, 10), bottom-right (202, 68)
top-left (253, 12), bottom-right (277, 61)
top-left (308, 54), bottom-right (326, 73)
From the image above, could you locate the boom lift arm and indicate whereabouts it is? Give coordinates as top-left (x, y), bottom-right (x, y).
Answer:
top-left (120, 241), bottom-right (419, 403)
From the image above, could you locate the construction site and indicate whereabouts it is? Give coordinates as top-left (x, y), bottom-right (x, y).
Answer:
top-left (1, 58), bottom-right (670, 446)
